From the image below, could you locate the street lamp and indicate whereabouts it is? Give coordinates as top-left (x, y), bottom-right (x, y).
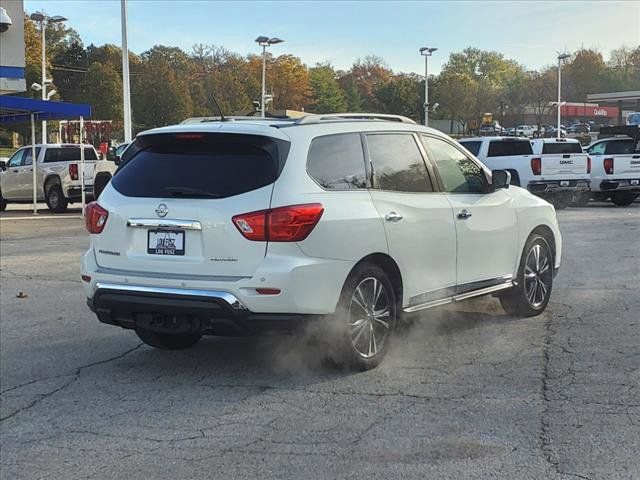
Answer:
top-left (30, 11), bottom-right (67, 144)
top-left (556, 52), bottom-right (571, 135)
top-left (420, 47), bottom-right (437, 126)
top-left (255, 36), bottom-right (284, 118)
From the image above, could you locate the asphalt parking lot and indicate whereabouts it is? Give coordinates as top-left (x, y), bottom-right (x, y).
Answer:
top-left (1, 203), bottom-right (638, 480)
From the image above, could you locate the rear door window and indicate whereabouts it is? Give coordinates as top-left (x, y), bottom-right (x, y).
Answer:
top-left (112, 133), bottom-right (288, 199)
top-left (487, 140), bottom-right (533, 157)
top-left (542, 143), bottom-right (583, 154)
top-left (307, 133), bottom-right (366, 189)
top-left (458, 141), bottom-right (481, 156)
top-left (366, 133), bottom-right (433, 192)
top-left (604, 140), bottom-right (635, 155)
top-left (587, 142), bottom-right (606, 155)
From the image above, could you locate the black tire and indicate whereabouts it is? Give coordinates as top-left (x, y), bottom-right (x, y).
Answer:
top-left (500, 234), bottom-right (553, 317)
top-left (93, 174), bottom-right (111, 199)
top-left (571, 192), bottom-right (590, 207)
top-left (329, 263), bottom-right (398, 371)
top-left (45, 182), bottom-right (68, 213)
top-left (135, 329), bottom-right (201, 350)
top-left (0, 190), bottom-right (7, 212)
top-left (611, 192), bottom-right (638, 207)
top-left (549, 194), bottom-right (570, 210)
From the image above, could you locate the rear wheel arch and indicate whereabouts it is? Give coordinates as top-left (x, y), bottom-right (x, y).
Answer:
top-left (44, 174), bottom-right (62, 191)
top-left (346, 253), bottom-right (403, 309)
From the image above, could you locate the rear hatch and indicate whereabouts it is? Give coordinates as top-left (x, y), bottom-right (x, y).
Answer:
top-left (605, 139), bottom-right (640, 176)
top-left (539, 142), bottom-right (587, 176)
top-left (93, 131), bottom-right (289, 278)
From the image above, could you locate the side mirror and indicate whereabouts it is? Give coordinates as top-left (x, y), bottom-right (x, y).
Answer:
top-left (114, 155), bottom-right (121, 166)
top-left (492, 169), bottom-right (511, 189)
top-left (0, 160), bottom-right (6, 171)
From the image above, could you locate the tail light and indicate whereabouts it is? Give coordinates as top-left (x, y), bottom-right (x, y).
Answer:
top-left (604, 158), bottom-right (614, 175)
top-left (85, 202), bottom-right (109, 234)
top-left (531, 157), bottom-right (542, 176)
top-left (233, 203), bottom-right (324, 242)
top-left (69, 163), bottom-right (78, 180)
top-left (587, 156), bottom-right (591, 174)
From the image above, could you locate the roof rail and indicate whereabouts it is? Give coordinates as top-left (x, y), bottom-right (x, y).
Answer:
top-left (295, 113), bottom-right (416, 125)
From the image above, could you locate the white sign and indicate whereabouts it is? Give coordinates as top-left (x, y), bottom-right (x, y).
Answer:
top-left (593, 108), bottom-right (608, 117)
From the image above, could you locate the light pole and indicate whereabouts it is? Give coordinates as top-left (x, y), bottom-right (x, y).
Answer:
top-left (255, 36), bottom-right (284, 118)
top-left (557, 52), bottom-right (571, 135)
top-left (420, 47), bottom-right (437, 126)
top-left (121, 0), bottom-right (132, 142)
top-left (29, 12), bottom-right (67, 144)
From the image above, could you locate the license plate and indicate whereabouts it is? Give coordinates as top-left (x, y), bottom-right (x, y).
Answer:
top-left (560, 181), bottom-right (570, 187)
top-left (631, 180), bottom-right (639, 186)
top-left (147, 230), bottom-right (185, 255)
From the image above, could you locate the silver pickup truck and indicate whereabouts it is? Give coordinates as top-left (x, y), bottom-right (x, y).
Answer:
top-left (0, 144), bottom-right (101, 213)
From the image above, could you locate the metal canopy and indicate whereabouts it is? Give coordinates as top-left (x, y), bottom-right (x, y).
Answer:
top-left (0, 95), bottom-right (91, 124)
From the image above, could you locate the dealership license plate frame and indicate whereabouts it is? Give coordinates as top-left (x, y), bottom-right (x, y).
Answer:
top-left (147, 229), bottom-right (185, 256)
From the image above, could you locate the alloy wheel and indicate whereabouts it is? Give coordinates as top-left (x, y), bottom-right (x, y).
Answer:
top-left (348, 277), bottom-right (392, 358)
top-left (523, 243), bottom-right (552, 308)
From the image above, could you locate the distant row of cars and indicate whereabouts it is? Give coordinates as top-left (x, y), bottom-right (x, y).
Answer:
top-left (459, 133), bottom-right (640, 208)
top-left (481, 122), bottom-right (606, 139)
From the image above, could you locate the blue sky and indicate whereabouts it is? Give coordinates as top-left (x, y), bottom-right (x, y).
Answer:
top-left (24, 0), bottom-right (640, 74)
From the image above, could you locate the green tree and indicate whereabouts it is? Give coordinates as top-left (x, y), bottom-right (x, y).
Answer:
top-left (374, 74), bottom-right (422, 121)
top-left (83, 62), bottom-right (123, 121)
top-left (340, 56), bottom-right (392, 111)
top-left (309, 64), bottom-right (347, 113)
top-left (563, 49), bottom-right (607, 101)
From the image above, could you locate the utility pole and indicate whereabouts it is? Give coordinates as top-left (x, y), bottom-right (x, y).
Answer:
top-left (121, 0), bottom-right (132, 142)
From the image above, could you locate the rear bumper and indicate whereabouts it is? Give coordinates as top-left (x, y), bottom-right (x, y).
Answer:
top-left (88, 283), bottom-right (315, 336)
top-left (527, 180), bottom-right (590, 194)
top-left (599, 179), bottom-right (640, 192)
top-left (67, 184), bottom-right (94, 201)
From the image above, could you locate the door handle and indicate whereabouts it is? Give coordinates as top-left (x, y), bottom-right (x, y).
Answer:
top-left (384, 212), bottom-right (403, 222)
top-left (457, 209), bottom-right (472, 220)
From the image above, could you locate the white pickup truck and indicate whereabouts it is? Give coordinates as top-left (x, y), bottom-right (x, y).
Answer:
top-left (585, 134), bottom-right (640, 206)
top-left (459, 136), bottom-right (589, 209)
top-left (0, 144), bottom-right (102, 213)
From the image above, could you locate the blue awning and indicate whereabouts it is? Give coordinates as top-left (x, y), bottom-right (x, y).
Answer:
top-left (0, 95), bottom-right (92, 124)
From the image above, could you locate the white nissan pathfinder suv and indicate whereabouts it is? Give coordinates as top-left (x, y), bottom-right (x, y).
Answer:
top-left (81, 114), bottom-right (562, 370)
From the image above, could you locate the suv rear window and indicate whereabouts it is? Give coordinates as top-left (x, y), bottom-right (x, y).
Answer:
top-left (542, 142), bottom-right (583, 154)
top-left (487, 140), bottom-right (532, 157)
top-left (112, 133), bottom-right (289, 199)
top-left (44, 147), bottom-right (97, 162)
top-left (458, 141), bottom-right (481, 156)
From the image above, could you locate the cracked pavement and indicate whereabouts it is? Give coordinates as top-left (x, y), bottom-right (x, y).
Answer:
top-left (1, 203), bottom-right (638, 479)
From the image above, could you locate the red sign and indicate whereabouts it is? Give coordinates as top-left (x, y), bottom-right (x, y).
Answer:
top-left (560, 104), bottom-right (618, 118)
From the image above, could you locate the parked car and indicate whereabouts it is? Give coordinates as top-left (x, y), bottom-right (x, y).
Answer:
top-left (585, 135), bottom-right (640, 206)
top-left (506, 127), bottom-right (516, 136)
top-left (458, 136), bottom-right (587, 209)
top-left (567, 123), bottom-right (590, 134)
top-left (0, 144), bottom-right (99, 213)
top-left (93, 143), bottom-right (128, 199)
top-left (515, 125), bottom-right (536, 137)
top-left (529, 138), bottom-right (591, 208)
top-left (479, 122), bottom-right (504, 136)
top-left (544, 126), bottom-right (567, 138)
top-left (81, 114), bottom-right (562, 370)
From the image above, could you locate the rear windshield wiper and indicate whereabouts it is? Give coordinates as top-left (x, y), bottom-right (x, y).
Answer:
top-left (165, 187), bottom-right (222, 198)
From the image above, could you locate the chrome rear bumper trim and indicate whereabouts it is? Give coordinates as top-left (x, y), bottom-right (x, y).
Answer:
top-left (93, 282), bottom-right (247, 310)
top-left (126, 218), bottom-right (202, 231)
